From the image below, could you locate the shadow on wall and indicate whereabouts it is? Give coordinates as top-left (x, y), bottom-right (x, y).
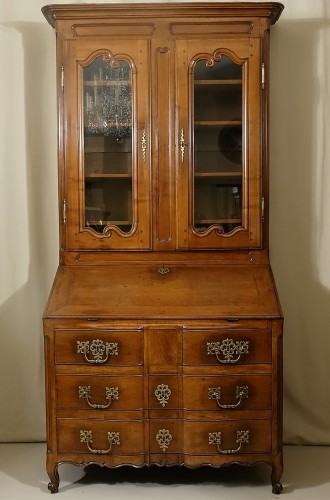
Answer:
top-left (270, 18), bottom-right (330, 444)
top-left (0, 22), bottom-right (58, 441)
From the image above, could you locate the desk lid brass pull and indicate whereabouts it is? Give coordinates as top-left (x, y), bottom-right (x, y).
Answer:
top-left (158, 265), bottom-right (170, 275)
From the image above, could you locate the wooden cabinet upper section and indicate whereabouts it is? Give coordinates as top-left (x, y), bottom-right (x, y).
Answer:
top-left (42, 3), bottom-right (283, 255)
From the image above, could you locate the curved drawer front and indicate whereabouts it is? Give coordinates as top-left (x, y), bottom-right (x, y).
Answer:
top-left (184, 419), bottom-right (272, 455)
top-left (55, 329), bottom-right (143, 366)
top-left (183, 329), bottom-right (271, 366)
top-left (57, 375), bottom-right (143, 410)
top-left (183, 374), bottom-right (271, 411)
top-left (58, 419), bottom-right (144, 454)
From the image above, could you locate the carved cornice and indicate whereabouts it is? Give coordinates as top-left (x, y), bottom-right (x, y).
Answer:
top-left (42, 3), bottom-right (284, 29)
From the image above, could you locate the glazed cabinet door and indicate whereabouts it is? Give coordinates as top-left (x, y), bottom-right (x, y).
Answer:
top-left (176, 38), bottom-right (262, 249)
top-left (64, 39), bottom-right (151, 250)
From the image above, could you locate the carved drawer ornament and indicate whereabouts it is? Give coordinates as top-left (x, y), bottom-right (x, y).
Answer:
top-left (155, 383), bottom-right (172, 407)
top-left (156, 429), bottom-right (172, 452)
top-left (80, 430), bottom-right (120, 455)
top-left (76, 339), bottom-right (118, 364)
top-left (207, 338), bottom-right (249, 364)
top-left (209, 429), bottom-right (250, 455)
top-left (78, 385), bottom-right (119, 409)
top-left (208, 385), bottom-right (249, 409)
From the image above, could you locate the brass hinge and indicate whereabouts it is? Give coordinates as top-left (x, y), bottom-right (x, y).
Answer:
top-left (63, 199), bottom-right (67, 224)
top-left (61, 65), bottom-right (64, 92)
top-left (261, 196), bottom-right (265, 222)
top-left (261, 63), bottom-right (265, 90)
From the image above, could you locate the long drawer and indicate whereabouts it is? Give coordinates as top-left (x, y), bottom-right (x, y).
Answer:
top-left (67, 418), bottom-right (271, 456)
top-left (56, 375), bottom-right (144, 410)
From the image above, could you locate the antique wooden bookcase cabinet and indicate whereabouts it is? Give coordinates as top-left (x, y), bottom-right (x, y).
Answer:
top-left (42, 2), bottom-right (284, 494)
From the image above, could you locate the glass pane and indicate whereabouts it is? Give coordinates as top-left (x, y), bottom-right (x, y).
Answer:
top-left (193, 54), bottom-right (243, 233)
top-left (83, 56), bottom-right (133, 233)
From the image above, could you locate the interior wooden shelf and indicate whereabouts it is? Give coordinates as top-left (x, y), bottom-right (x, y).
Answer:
top-left (194, 79), bottom-right (242, 85)
top-left (196, 218), bottom-right (242, 224)
top-left (85, 173), bottom-right (132, 179)
top-left (86, 220), bottom-right (131, 226)
top-left (194, 120), bottom-right (242, 126)
top-left (85, 151), bottom-right (132, 154)
top-left (194, 172), bottom-right (242, 177)
top-left (84, 80), bottom-right (131, 86)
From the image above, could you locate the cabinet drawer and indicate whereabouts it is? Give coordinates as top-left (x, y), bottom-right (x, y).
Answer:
top-left (183, 375), bottom-right (271, 411)
top-left (55, 329), bottom-right (143, 365)
top-left (183, 329), bottom-right (271, 366)
top-left (58, 419), bottom-right (144, 454)
top-left (57, 375), bottom-right (143, 410)
top-left (184, 419), bottom-right (271, 455)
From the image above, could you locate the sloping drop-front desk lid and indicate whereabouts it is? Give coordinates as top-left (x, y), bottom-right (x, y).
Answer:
top-left (43, 263), bottom-right (282, 320)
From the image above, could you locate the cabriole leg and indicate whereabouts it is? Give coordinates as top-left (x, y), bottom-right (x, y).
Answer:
top-left (47, 461), bottom-right (59, 493)
top-left (271, 463), bottom-right (283, 494)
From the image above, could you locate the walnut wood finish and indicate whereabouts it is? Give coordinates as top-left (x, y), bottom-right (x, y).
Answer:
top-left (44, 263), bottom-right (283, 492)
top-left (42, 2), bottom-right (284, 495)
top-left (45, 264), bottom-right (281, 319)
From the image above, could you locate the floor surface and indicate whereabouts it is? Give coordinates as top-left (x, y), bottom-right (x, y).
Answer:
top-left (1, 443), bottom-right (330, 499)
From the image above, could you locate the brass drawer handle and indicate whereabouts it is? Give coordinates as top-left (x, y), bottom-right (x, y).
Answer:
top-left (76, 339), bottom-right (118, 364)
top-left (80, 430), bottom-right (120, 455)
top-left (156, 429), bottom-right (172, 452)
top-left (208, 386), bottom-right (249, 409)
top-left (78, 385), bottom-right (119, 409)
top-left (207, 338), bottom-right (249, 364)
top-left (155, 384), bottom-right (172, 407)
top-left (209, 430), bottom-right (249, 455)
